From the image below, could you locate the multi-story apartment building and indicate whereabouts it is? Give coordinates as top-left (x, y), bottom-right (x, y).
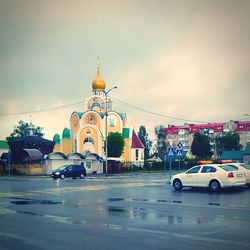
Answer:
top-left (165, 121), bottom-right (250, 155)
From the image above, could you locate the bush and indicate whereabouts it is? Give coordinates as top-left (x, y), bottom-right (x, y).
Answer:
top-left (121, 158), bottom-right (199, 173)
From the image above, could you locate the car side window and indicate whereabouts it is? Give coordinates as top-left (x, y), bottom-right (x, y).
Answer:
top-left (201, 166), bottom-right (217, 173)
top-left (220, 165), bottom-right (238, 171)
top-left (67, 166), bottom-right (73, 171)
top-left (187, 166), bottom-right (201, 174)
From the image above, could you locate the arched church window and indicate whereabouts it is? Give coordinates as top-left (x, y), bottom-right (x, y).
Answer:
top-left (83, 137), bottom-right (94, 144)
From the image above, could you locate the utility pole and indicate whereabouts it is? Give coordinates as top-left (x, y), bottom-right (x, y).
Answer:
top-left (104, 86), bottom-right (117, 176)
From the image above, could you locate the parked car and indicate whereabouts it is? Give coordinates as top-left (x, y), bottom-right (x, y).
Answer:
top-left (171, 164), bottom-right (246, 192)
top-left (50, 164), bottom-right (86, 179)
top-left (221, 163), bottom-right (250, 187)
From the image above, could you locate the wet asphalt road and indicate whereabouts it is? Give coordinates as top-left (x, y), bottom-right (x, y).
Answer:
top-left (0, 173), bottom-right (250, 250)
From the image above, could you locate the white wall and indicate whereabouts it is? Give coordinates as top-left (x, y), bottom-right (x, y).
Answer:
top-left (45, 158), bottom-right (103, 174)
top-left (45, 159), bottom-right (69, 174)
top-left (130, 148), bottom-right (144, 162)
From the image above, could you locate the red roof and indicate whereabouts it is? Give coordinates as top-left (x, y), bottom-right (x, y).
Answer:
top-left (131, 130), bottom-right (144, 149)
top-left (189, 123), bottom-right (224, 133)
top-left (165, 123), bottom-right (226, 135)
top-left (165, 125), bottom-right (182, 135)
top-left (236, 121), bottom-right (250, 132)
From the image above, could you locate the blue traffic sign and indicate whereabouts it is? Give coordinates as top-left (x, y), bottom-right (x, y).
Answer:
top-left (167, 147), bottom-right (175, 158)
top-left (176, 149), bottom-right (183, 158)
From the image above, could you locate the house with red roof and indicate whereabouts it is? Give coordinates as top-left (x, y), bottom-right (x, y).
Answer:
top-left (165, 121), bottom-right (250, 157)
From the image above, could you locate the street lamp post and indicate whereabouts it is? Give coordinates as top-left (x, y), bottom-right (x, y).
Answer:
top-left (104, 86), bottom-right (117, 176)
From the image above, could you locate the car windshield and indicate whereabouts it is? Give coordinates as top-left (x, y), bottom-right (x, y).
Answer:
top-left (240, 163), bottom-right (250, 170)
top-left (219, 165), bottom-right (238, 171)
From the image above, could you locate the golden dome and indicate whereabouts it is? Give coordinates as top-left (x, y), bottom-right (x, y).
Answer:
top-left (92, 68), bottom-right (105, 90)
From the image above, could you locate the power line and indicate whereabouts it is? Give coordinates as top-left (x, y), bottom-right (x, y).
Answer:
top-left (0, 96), bottom-right (207, 124)
top-left (0, 101), bottom-right (84, 117)
top-left (111, 96), bottom-right (208, 124)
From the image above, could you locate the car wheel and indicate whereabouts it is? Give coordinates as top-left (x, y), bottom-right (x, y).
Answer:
top-left (173, 179), bottom-right (182, 191)
top-left (209, 180), bottom-right (221, 192)
top-left (60, 174), bottom-right (65, 180)
top-left (80, 174), bottom-right (84, 179)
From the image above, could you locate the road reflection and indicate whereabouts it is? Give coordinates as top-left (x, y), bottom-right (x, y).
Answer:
top-left (106, 205), bottom-right (214, 225)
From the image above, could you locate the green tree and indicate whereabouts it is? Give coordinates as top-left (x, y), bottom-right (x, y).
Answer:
top-left (6, 120), bottom-right (44, 144)
top-left (191, 132), bottom-right (212, 159)
top-left (138, 125), bottom-right (152, 160)
top-left (106, 132), bottom-right (125, 157)
top-left (215, 132), bottom-right (242, 156)
top-left (154, 125), bottom-right (167, 158)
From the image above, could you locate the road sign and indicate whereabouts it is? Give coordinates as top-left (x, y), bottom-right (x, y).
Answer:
top-left (177, 142), bottom-right (183, 149)
top-left (99, 157), bottom-right (104, 163)
top-left (176, 149), bottom-right (183, 158)
top-left (167, 147), bottom-right (174, 158)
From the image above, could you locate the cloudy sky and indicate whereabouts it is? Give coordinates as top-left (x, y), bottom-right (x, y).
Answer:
top-left (0, 0), bottom-right (249, 141)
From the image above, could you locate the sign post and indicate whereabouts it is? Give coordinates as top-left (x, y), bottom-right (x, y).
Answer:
top-left (8, 150), bottom-right (11, 177)
top-left (163, 153), bottom-right (167, 175)
top-left (99, 157), bottom-right (104, 174)
top-left (176, 142), bottom-right (183, 173)
top-left (167, 146), bottom-right (174, 179)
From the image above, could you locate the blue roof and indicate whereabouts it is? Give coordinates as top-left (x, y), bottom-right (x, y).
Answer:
top-left (220, 151), bottom-right (244, 161)
top-left (99, 112), bottom-right (105, 119)
top-left (77, 112), bottom-right (84, 119)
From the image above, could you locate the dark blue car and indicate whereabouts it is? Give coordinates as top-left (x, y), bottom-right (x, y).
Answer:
top-left (50, 164), bottom-right (86, 179)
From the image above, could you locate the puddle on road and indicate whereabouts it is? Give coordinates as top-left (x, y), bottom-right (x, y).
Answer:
top-left (157, 199), bottom-right (171, 203)
top-left (132, 198), bottom-right (149, 202)
top-left (17, 210), bottom-right (123, 230)
top-left (106, 205), bottom-right (215, 225)
top-left (109, 197), bottom-right (181, 205)
top-left (208, 202), bottom-right (220, 206)
top-left (10, 197), bottom-right (62, 206)
top-left (7, 196), bottom-right (220, 228)
top-left (109, 198), bottom-right (127, 202)
top-left (17, 210), bottom-right (43, 216)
